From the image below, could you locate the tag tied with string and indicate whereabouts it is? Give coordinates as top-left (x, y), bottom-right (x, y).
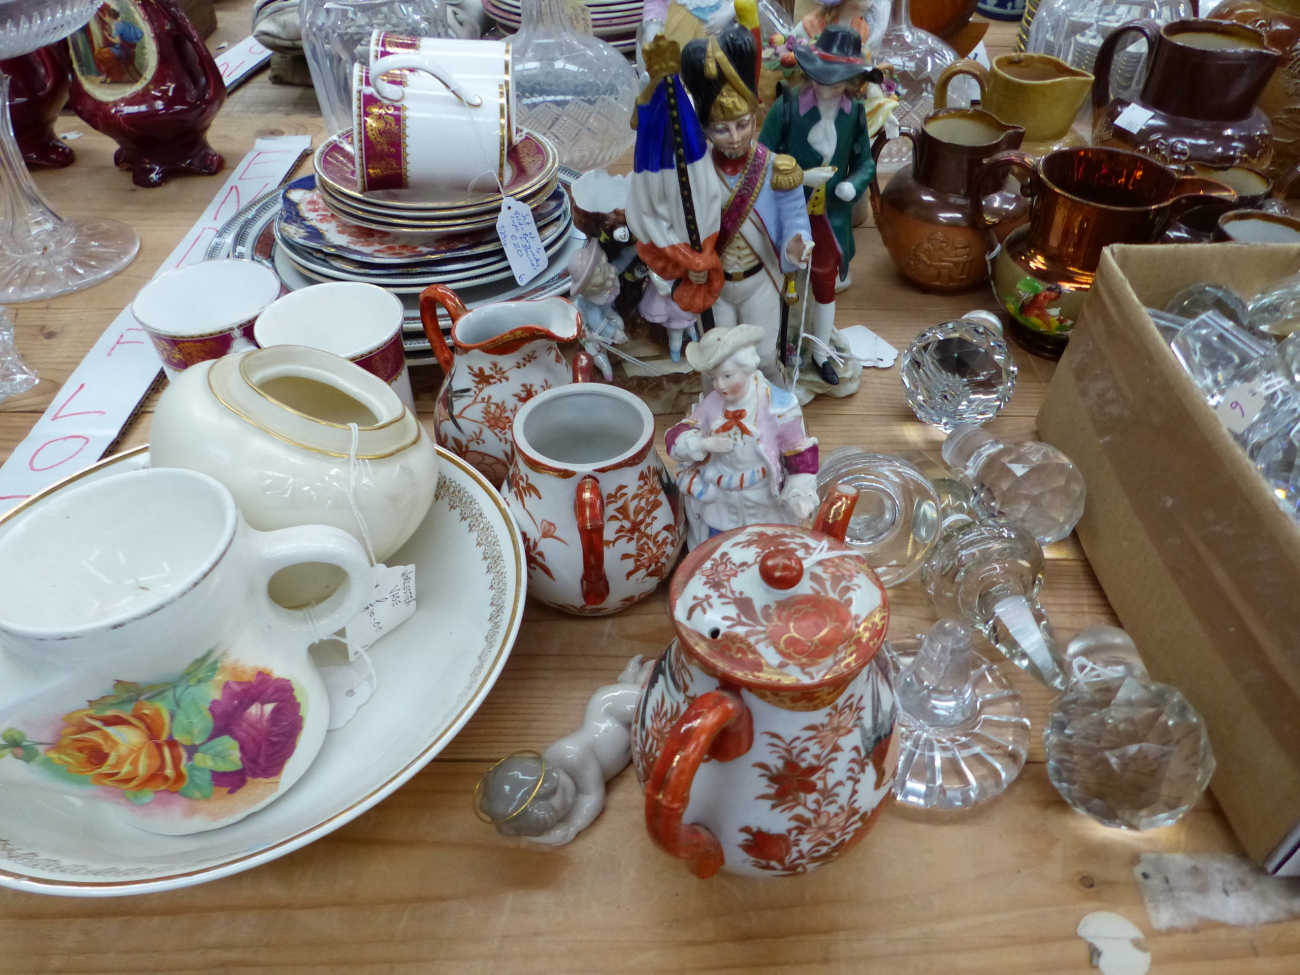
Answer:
top-left (498, 197), bottom-right (549, 286)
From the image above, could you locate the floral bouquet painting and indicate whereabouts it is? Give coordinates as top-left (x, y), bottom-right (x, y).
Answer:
top-left (1, 648), bottom-right (306, 824)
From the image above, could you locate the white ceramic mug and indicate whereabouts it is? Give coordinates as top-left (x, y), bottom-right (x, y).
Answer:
top-left (0, 467), bottom-right (372, 835)
top-left (353, 35), bottom-right (512, 194)
top-left (131, 259), bottom-right (282, 380)
top-left (254, 282), bottom-right (414, 410)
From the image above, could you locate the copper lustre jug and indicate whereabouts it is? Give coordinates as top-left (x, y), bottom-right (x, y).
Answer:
top-left (974, 146), bottom-right (1236, 358)
top-left (870, 108), bottom-right (1026, 293)
top-left (1092, 19), bottom-right (1280, 171)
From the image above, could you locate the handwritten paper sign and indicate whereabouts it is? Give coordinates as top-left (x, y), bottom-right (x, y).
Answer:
top-left (497, 196), bottom-right (548, 286)
top-left (215, 36), bottom-right (273, 91)
top-left (0, 135), bottom-right (312, 514)
top-left (1215, 382), bottom-right (1269, 435)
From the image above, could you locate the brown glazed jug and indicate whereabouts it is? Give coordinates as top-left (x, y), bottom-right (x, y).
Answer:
top-left (870, 109), bottom-right (1026, 292)
top-left (1092, 19), bottom-right (1280, 171)
top-left (974, 147), bottom-right (1236, 358)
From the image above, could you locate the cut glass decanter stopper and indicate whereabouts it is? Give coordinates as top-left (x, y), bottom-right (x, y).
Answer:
top-left (941, 424), bottom-right (1086, 546)
top-left (1170, 310), bottom-right (1272, 404)
top-left (0, 308), bottom-right (36, 402)
top-left (921, 521), bottom-right (1068, 691)
top-left (874, 0), bottom-right (957, 170)
top-left (1164, 284), bottom-right (1248, 329)
top-left (1246, 274), bottom-right (1300, 340)
top-left (816, 448), bottom-right (941, 587)
top-left (1045, 626), bottom-right (1216, 830)
top-left (900, 310), bottom-right (1018, 432)
top-left (889, 618), bottom-right (1029, 809)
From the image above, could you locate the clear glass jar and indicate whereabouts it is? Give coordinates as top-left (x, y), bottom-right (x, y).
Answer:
top-left (302, 0), bottom-right (453, 137)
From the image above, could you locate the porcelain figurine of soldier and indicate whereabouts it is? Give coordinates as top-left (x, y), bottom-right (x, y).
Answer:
top-left (666, 324), bottom-right (819, 550)
top-left (758, 25), bottom-right (883, 387)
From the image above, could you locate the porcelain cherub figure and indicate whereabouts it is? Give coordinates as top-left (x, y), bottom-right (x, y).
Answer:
top-left (567, 239), bottom-right (627, 382)
top-left (476, 656), bottom-right (652, 845)
top-left (666, 324), bottom-right (820, 549)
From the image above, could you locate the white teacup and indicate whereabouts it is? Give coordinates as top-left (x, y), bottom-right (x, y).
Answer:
top-left (131, 259), bottom-right (282, 380)
top-left (0, 467), bottom-right (372, 835)
top-left (353, 35), bottom-right (513, 194)
top-left (254, 282), bottom-right (414, 410)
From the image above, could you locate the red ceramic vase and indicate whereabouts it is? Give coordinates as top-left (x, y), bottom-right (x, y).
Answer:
top-left (65, 0), bottom-right (226, 188)
top-left (1, 44), bottom-right (75, 168)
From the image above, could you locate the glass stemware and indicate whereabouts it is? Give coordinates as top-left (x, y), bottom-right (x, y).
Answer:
top-left (0, 0), bottom-right (139, 304)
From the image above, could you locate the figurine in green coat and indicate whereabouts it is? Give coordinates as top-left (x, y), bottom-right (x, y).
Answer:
top-left (758, 24), bottom-right (881, 386)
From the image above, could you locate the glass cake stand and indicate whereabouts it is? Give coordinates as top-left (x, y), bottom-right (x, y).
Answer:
top-left (0, 0), bottom-right (139, 302)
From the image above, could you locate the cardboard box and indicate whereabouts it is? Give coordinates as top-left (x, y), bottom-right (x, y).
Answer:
top-left (1038, 244), bottom-right (1300, 874)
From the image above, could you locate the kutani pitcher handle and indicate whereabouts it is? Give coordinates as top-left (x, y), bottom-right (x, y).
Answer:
top-left (369, 54), bottom-right (483, 107)
top-left (645, 689), bottom-right (754, 879)
top-left (934, 60), bottom-right (989, 111)
top-left (419, 284), bottom-right (468, 373)
top-left (575, 475), bottom-right (609, 607)
top-left (1092, 20), bottom-right (1161, 112)
top-left (813, 483), bottom-right (859, 541)
top-left (971, 150), bottom-right (1037, 230)
top-left (869, 127), bottom-right (920, 221)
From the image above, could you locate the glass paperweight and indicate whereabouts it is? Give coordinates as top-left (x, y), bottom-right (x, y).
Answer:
top-left (0, 306), bottom-right (35, 400)
top-left (1247, 274), bottom-right (1300, 340)
top-left (301, 0), bottom-right (452, 138)
top-left (900, 309), bottom-right (1018, 432)
top-left (921, 521), bottom-right (1068, 690)
top-left (1170, 310), bottom-right (1272, 404)
top-left (1242, 390), bottom-right (1300, 519)
top-left (899, 448), bottom-right (983, 542)
top-left (1045, 626), bottom-right (1215, 830)
top-left (0, 0), bottom-right (139, 303)
top-left (816, 448), bottom-right (941, 587)
top-left (888, 619), bottom-right (1029, 809)
top-left (512, 0), bottom-right (638, 172)
top-left (941, 424), bottom-right (1086, 546)
top-left (1164, 284), bottom-right (1248, 329)
top-left (873, 0), bottom-right (955, 170)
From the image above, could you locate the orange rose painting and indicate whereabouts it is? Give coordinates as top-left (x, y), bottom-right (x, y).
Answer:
top-left (47, 701), bottom-right (189, 793)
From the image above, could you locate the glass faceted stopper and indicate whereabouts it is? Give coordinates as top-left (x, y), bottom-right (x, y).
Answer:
top-left (1247, 274), bottom-right (1300, 340)
top-left (921, 521), bottom-right (1067, 690)
top-left (1063, 624), bottom-right (1148, 685)
top-left (889, 619), bottom-right (1029, 809)
top-left (816, 449), bottom-right (941, 588)
top-left (900, 311), bottom-right (1017, 432)
top-left (1164, 284), bottom-right (1248, 329)
top-left (1170, 310), bottom-right (1272, 404)
top-left (941, 424), bottom-right (1086, 545)
top-left (1045, 675), bottom-right (1215, 830)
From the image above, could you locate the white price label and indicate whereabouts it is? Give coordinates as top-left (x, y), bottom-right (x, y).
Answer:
top-left (497, 196), bottom-right (549, 286)
top-left (566, 0), bottom-right (592, 35)
top-left (1215, 383), bottom-right (1269, 434)
top-left (1113, 103), bottom-right (1155, 135)
top-left (345, 564), bottom-right (417, 660)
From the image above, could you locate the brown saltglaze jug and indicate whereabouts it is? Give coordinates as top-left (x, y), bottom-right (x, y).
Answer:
top-left (1092, 19), bottom-right (1280, 171)
top-left (870, 108), bottom-right (1026, 292)
top-left (975, 146), bottom-right (1236, 358)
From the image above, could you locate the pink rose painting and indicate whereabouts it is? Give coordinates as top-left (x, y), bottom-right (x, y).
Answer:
top-left (207, 671), bottom-right (304, 793)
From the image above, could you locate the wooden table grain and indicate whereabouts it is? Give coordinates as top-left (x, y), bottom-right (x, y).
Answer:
top-left (2, 8), bottom-right (1299, 973)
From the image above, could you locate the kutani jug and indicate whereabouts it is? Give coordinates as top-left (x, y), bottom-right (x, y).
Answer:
top-left (1092, 19), bottom-right (1280, 171)
top-left (871, 109), bottom-right (1027, 292)
top-left (975, 146), bottom-right (1236, 357)
top-left (632, 488), bottom-right (897, 878)
top-left (420, 286), bottom-right (582, 486)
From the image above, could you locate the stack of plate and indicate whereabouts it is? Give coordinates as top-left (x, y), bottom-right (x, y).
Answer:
top-left (484, 0), bottom-right (643, 53)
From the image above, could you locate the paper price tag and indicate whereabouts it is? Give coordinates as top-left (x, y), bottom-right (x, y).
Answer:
top-left (1113, 103), bottom-right (1155, 135)
top-left (1215, 383), bottom-right (1269, 434)
top-left (497, 196), bottom-right (549, 286)
top-left (566, 0), bottom-right (592, 36)
top-left (345, 564), bottom-right (417, 660)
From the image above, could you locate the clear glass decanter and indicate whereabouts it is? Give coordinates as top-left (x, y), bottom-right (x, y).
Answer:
top-left (900, 310), bottom-right (1018, 433)
top-left (1025, 0), bottom-right (1193, 89)
top-left (815, 448), bottom-right (941, 587)
top-left (888, 619), bottom-right (1030, 809)
top-left (921, 520), bottom-right (1068, 690)
top-left (1045, 625), bottom-right (1216, 830)
top-left (302, 0), bottom-right (452, 137)
top-left (942, 424), bottom-right (1087, 546)
top-left (512, 0), bottom-right (638, 172)
top-left (873, 0), bottom-right (955, 169)
top-left (0, 0), bottom-right (139, 303)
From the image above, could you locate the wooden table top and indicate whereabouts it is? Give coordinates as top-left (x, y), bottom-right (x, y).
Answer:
top-left (2, 8), bottom-right (1299, 973)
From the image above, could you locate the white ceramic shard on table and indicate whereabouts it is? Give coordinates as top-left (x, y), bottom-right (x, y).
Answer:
top-left (0, 445), bottom-right (524, 897)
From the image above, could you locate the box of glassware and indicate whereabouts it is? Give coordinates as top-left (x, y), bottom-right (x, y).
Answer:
top-left (1038, 243), bottom-right (1300, 875)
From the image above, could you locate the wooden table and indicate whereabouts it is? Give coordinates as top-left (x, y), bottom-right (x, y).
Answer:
top-left (2, 9), bottom-right (1299, 973)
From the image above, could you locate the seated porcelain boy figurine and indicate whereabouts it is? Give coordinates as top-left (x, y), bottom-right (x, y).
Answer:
top-left (665, 324), bottom-right (820, 549)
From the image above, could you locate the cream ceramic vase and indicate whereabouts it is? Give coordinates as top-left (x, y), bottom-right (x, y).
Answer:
top-left (632, 490), bottom-right (897, 878)
top-left (0, 468), bottom-right (373, 835)
top-left (502, 383), bottom-right (684, 616)
top-left (149, 346), bottom-right (438, 607)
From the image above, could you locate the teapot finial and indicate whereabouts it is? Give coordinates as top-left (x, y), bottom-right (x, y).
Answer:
top-left (758, 549), bottom-right (803, 590)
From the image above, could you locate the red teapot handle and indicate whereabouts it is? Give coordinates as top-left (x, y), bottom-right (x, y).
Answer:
top-left (1092, 20), bottom-right (1161, 113)
top-left (575, 475), bottom-right (609, 607)
top-left (644, 689), bottom-right (754, 879)
top-left (418, 284), bottom-right (468, 374)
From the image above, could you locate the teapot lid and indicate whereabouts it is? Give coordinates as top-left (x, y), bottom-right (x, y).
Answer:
top-left (668, 525), bottom-right (888, 692)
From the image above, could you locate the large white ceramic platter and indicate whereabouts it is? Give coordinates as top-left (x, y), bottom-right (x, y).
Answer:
top-left (0, 446), bottom-right (524, 897)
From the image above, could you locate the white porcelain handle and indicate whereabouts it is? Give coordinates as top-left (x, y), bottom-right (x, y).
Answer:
top-left (250, 525), bottom-right (374, 638)
top-left (369, 53), bottom-right (484, 107)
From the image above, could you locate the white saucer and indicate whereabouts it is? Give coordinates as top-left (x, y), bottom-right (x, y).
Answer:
top-left (0, 446), bottom-right (524, 897)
